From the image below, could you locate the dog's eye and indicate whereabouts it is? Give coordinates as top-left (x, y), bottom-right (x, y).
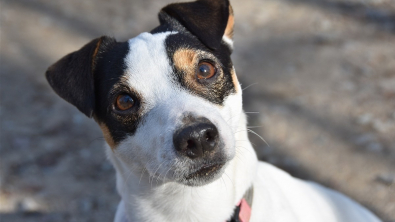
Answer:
top-left (115, 94), bottom-right (135, 111)
top-left (196, 62), bottom-right (216, 80)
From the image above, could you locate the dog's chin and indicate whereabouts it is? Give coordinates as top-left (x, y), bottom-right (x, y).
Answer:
top-left (178, 162), bottom-right (227, 187)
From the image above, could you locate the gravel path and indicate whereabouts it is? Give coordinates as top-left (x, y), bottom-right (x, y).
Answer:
top-left (1, 0), bottom-right (394, 221)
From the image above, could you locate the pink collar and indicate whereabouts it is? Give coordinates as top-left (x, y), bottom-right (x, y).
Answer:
top-left (234, 198), bottom-right (252, 222)
top-left (226, 186), bottom-right (254, 222)
top-left (122, 187), bottom-right (253, 222)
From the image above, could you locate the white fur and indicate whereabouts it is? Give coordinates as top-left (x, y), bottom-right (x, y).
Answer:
top-left (106, 32), bottom-right (381, 222)
top-left (222, 36), bottom-right (234, 49)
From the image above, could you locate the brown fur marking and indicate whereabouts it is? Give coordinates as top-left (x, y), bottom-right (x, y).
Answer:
top-left (230, 68), bottom-right (240, 92)
top-left (92, 37), bottom-right (103, 71)
top-left (173, 48), bottom-right (197, 72)
top-left (173, 48), bottom-right (226, 98)
top-left (99, 123), bottom-right (117, 149)
top-left (224, 5), bottom-right (234, 39)
top-left (173, 48), bottom-right (206, 92)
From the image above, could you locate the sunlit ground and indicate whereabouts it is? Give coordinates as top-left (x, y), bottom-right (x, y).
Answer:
top-left (1, 0), bottom-right (394, 221)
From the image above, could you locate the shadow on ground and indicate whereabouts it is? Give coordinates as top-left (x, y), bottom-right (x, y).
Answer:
top-left (1, 0), bottom-right (394, 221)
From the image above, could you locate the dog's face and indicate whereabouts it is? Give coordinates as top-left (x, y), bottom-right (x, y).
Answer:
top-left (46, 0), bottom-right (242, 186)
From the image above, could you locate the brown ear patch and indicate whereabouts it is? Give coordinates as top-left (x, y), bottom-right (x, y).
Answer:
top-left (224, 5), bottom-right (234, 40)
top-left (91, 37), bottom-right (103, 71)
top-left (99, 123), bottom-right (117, 149)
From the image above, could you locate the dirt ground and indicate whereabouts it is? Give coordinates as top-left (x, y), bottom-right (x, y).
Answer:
top-left (0, 0), bottom-right (394, 221)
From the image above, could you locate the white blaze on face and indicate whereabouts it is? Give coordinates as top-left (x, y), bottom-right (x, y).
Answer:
top-left (124, 32), bottom-right (175, 112)
top-left (112, 32), bottom-right (242, 182)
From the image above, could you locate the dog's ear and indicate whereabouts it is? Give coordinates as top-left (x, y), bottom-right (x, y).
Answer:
top-left (45, 36), bottom-right (116, 118)
top-left (161, 0), bottom-right (234, 50)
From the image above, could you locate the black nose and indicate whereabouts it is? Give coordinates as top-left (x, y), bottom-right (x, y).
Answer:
top-left (173, 121), bottom-right (219, 159)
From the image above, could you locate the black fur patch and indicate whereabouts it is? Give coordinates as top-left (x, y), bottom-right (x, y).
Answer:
top-left (46, 37), bottom-right (144, 144)
top-left (152, 2), bottom-right (236, 106)
top-left (161, 0), bottom-right (230, 50)
top-left (45, 36), bottom-right (116, 117)
top-left (165, 32), bottom-right (235, 105)
top-left (92, 42), bottom-right (145, 143)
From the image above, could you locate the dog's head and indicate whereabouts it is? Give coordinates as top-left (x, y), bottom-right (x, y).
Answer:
top-left (46, 0), bottom-right (242, 186)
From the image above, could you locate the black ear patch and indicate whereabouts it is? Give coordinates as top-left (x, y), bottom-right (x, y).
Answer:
top-left (45, 36), bottom-right (116, 117)
top-left (161, 0), bottom-right (230, 50)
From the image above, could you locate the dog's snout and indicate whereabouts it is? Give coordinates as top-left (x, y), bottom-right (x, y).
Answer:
top-left (173, 121), bottom-right (219, 159)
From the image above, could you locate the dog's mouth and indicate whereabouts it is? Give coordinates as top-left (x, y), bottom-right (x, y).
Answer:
top-left (185, 162), bottom-right (225, 180)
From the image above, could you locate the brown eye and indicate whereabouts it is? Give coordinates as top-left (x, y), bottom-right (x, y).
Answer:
top-left (196, 62), bottom-right (216, 80)
top-left (115, 94), bottom-right (135, 111)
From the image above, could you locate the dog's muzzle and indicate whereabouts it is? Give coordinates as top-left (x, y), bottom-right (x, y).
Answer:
top-left (173, 118), bottom-right (219, 159)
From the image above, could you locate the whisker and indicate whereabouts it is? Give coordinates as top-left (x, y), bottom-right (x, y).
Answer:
top-left (247, 129), bottom-right (270, 147)
top-left (151, 161), bottom-right (166, 186)
top-left (87, 136), bottom-right (105, 146)
top-left (235, 145), bottom-right (254, 156)
top-left (242, 83), bottom-right (258, 91)
top-left (162, 165), bottom-right (173, 181)
top-left (223, 172), bottom-right (234, 187)
top-left (139, 168), bottom-right (146, 185)
top-left (247, 126), bottom-right (263, 129)
top-left (221, 176), bottom-right (228, 191)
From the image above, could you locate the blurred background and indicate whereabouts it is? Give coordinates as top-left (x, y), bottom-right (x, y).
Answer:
top-left (0, 0), bottom-right (394, 221)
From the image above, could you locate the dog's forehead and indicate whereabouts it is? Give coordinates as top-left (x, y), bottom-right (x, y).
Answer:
top-left (125, 32), bottom-right (172, 69)
top-left (124, 32), bottom-right (176, 109)
top-left (122, 31), bottom-right (235, 107)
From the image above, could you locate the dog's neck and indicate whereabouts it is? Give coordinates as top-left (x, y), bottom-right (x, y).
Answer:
top-left (107, 112), bottom-right (258, 222)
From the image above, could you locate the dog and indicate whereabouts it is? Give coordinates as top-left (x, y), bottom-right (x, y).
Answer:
top-left (45, 0), bottom-right (382, 221)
